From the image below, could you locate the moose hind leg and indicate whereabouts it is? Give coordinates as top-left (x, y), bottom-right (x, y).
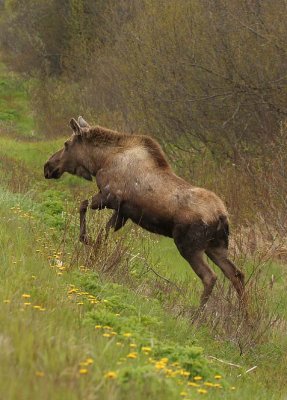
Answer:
top-left (173, 226), bottom-right (217, 307)
top-left (206, 246), bottom-right (245, 300)
top-left (189, 251), bottom-right (217, 307)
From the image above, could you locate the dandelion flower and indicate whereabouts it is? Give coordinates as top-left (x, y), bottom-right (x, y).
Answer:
top-left (86, 358), bottom-right (94, 365)
top-left (79, 361), bottom-right (89, 367)
top-left (142, 346), bottom-right (152, 353)
top-left (214, 374), bottom-right (222, 379)
top-left (24, 302), bottom-right (31, 306)
top-left (197, 388), bottom-right (208, 394)
top-left (127, 352), bottom-right (137, 359)
top-left (103, 333), bottom-right (111, 338)
top-left (204, 382), bottom-right (215, 387)
top-left (194, 376), bottom-right (203, 381)
top-left (188, 382), bottom-right (199, 387)
top-left (123, 332), bottom-right (132, 338)
top-left (22, 294), bottom-right (31, 298)
top-left (79, 368), bottom-right (88, 375)
top-left (104, 371), bottom-right (117, 379)
top-left (95, 325), bottom-right (102, 329)
top-left (155, 362), bottom-right (165, 370)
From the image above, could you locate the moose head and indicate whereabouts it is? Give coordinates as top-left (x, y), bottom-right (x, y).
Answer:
top-left (44, 116), bottom-right (93, 181)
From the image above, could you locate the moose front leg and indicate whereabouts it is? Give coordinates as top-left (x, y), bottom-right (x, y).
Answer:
top-left (79, 192), bottom-right (126, 245)
top-left (105, 210), bottom-right (128, 238)
top-left (79, 199), bottom-right (90, 244)
top-left (79, 193), bottom-right (107, 245)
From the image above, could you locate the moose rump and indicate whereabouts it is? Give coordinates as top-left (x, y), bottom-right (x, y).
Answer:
top-left (44, 116), bottom-right (245, 309)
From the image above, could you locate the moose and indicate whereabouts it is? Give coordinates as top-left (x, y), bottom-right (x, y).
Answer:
top-left (44, 116), bottom-right (245, 308)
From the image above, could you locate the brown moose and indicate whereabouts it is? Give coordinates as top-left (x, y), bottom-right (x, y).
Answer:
top-left (44, 116), bottom-right (245, 308)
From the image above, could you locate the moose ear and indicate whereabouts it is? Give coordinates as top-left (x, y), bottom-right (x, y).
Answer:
top-left (69, 118), bottom-right (82, 135)
top-left (78, 116), bottom-right (90, 128)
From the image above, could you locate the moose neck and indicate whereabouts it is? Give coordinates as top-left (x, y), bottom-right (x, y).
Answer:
top-left (80, 141), bottom-right (122, 177)
top-left (80, 127), bottom-right (127, 176)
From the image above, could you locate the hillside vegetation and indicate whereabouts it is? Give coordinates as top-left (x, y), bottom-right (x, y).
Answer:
top-left (0, 1), bottom-right (287, 399)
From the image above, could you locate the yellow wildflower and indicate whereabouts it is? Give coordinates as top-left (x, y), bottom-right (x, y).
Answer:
top-left (180, 392), bottom-right (188, 397)
top-left (33, 305), bottom-right (42, 310)
top-left (188, 382), bottom-right (200, 387)
top-left (127, 352), bottom-right (137, 359)
top-left (129, 343), bottom-right (137, 348)
top-left (95, 325), bottom-right (102, 329)
top-left (197, 388), bottom-right (208, 394)
top-left (194, 376), bottom-right (203, 381)
top-left (155, 362), bottom-right (165, 370)
top-left (35, 371), bottom-right (45, 377)
top-left (22, 294), bottom-right (31, 298)
top-left (123, 332), bottom-right (132, 338)
top-left (214, 374), bottom-right (222, 379)
top-left (86, 358), bottom-right (94, 365)
top-left (79, 368), bottom-right (88, 375)
top-left (103, 333), bottom-right (111, 338)
top-left (3, 300), bottom-right (10, 304)
top-left (142, 346), bottom-right (152, 353)
top-left (79, 361), bottom-right (89, 367)
top-left (104, 371), bottom-right (118, 379)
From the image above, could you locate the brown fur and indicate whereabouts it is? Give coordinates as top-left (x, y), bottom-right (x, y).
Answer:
top-left (84, 126), bottom-right (171, 170)
top-left (44, 117), bottom-right (245, 309)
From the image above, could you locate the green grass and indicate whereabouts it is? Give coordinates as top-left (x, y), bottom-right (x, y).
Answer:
top-left (0, 62), bottom-right (35, 137)
top-left (1, 183), bottom-right (286, 399)
top-left (0, 192), bottom-right (228, 400)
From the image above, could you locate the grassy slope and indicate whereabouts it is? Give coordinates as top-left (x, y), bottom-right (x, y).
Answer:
top-left (0, 64), bottom-right (287, 399)
top-left (0, 63), bottom-right (35, 137)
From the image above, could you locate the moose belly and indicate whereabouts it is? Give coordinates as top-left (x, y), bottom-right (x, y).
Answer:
top-left (121, 203), bottom-right (174, 237)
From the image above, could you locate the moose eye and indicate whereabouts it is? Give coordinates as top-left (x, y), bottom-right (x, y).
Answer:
top-left (64, 141), bottom-right (69, 149)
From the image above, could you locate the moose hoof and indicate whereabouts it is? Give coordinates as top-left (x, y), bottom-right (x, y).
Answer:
top-left (79, 200), bottom-right (89, 212)
top-left (79, 234), bottom-right (91, 245)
